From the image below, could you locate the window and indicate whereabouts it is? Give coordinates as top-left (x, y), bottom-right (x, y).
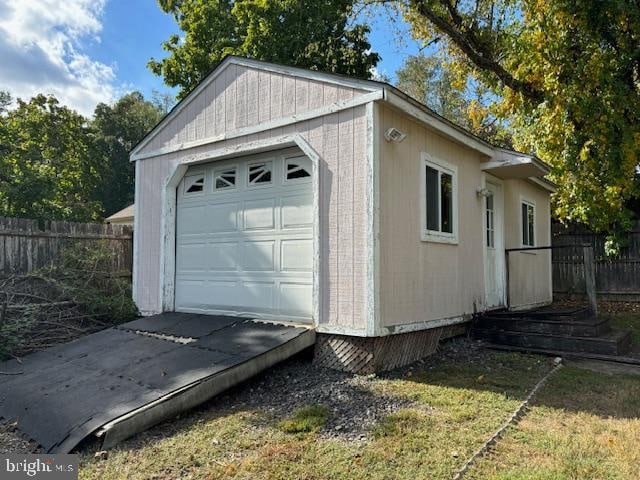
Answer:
top-left (248, 162), bottom-right (272, 185)
top-left (421, 154), bottom-right (458, 243)
top-left (214, 167), bottom-right (236, 190)
top-left (521, 200), bottom-right (535, 247)
top-left (486, 192), bottom-right (495, 248)
top-left (285, 157), bottom-right (311, 181)
top-left (184, 175), bottom-right (204, 194)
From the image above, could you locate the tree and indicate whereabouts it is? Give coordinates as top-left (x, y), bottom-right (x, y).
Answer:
top-left (0, 91), bottom-right (11, 114)
top-left (0, 95), bottom-right (104, 221)
top-left (396, 53), bottom-right (512, 146)
top-left (92, 92), bottom-right (163, 216)
top-left (149, 0), bottom-right (380, 98)
top-left (401, 0), bottom-right (640, 239)
top-left (151, 89), bottom-right (177, 114)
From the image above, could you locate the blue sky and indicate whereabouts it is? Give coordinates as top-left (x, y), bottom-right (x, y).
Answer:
top-left (0, 0), bottom-right (422, 116)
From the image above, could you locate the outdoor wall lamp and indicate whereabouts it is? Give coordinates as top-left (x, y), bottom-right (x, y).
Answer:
top-left (476, 187), bottom-right (491, 197)
top-left (384, 127), bottom-right (406, 143)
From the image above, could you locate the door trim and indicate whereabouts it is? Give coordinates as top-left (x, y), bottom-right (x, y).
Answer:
top-left (482, 173), bottom-right (506, 309)
top-left (159, 134), bottom-right (322, 326)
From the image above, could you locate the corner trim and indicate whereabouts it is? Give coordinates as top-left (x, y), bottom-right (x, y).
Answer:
top-left (365, 101), bottom-right (380, 336)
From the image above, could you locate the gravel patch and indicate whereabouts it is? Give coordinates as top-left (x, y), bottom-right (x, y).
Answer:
top-left (0, 421), bottom-right (40, 454)
top-left (212, 353), bottom-right (413, 442)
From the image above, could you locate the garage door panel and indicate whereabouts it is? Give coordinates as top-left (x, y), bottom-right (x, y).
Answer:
top-left (241, 241), bottom-right (275, 272)
top-left (281, 194), bottom-right (313, 228)
top-left (281, 239), bottom-right (313, 272)
top-left (176, 153), bottom-right (313, 321)
top-left (209, 242), bottom-right (239, 271)
top-left (208, 202), bottom-right (239, 233)
top-left (175, 279), bottom-right (211, 309)
top-left (178, 206), bottom-right (209, 234)
top-left (177, 243), bottom-right (209, 272)
top-left (244, 198), bottom-right (275, 230)
top-left (279, 283), bottom-right (312, 316)
top-left (241, 282), bottom-right (275, 309)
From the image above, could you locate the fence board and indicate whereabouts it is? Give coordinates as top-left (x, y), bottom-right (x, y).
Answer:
top-left (0, 216), bottom-right (133, 275)
top-left (552, 221), bottom-right (640, 299)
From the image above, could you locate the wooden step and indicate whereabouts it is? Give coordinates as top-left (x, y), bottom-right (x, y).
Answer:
top-left (472, 328), bottom-right (632, 356)
top-left (487, 307), bottom-right (593, 322)
top-left (475, 315), bottom-right (611, 337)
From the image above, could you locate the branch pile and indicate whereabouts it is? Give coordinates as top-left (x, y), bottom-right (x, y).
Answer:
top-left (0, 241), bottom-right (138, 360)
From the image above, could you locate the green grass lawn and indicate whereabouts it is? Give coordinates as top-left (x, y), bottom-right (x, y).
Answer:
top-left (79, 314), bottom-right (640, 480)
top-left (466, 364), bottom-right (640, 479)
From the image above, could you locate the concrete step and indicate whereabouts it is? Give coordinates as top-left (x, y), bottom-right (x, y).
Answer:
top-left (475, 315), bottom-right (611, 337)
top-left (472, 328), bottom-right (633, 356)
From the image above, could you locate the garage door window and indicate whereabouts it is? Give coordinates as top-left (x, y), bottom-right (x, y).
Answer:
top-left (248, 162), bottom-right (272, 186)
top-left (285, 157), bottom-right (311, 181)
top-left (184, 175), bottom-right (205, 194)
top-left (214, 167), bottom-right (236, 190)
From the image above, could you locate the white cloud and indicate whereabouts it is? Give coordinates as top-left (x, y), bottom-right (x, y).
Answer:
top-left (0, 0), bottom-right (117, 116)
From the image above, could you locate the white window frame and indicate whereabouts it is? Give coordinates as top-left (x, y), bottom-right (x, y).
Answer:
top-left (420, 152), bottom-right (459, 244)
top-left (183, 173), bottom-right (206, 196)
top-left (247, 160), bottom-right (274, 188)
top-left (520, 197), bottom-right (536, 247)
top-left (283, 155), bottom-right (312, 183)
top-left (212, 164), bottom-right (238, 192)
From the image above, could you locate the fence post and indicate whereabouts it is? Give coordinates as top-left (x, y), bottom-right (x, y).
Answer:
top-left (583, 245), bottom-right (598, 316)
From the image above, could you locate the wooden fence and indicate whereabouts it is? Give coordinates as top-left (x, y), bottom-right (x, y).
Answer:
top-left (0, 216), bottom-right (133, 276)
top-left (552, 221), bottom-right (640, 301)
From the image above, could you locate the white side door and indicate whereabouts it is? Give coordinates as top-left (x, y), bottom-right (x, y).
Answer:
top-left (484, 178), bottom-right (505, 309)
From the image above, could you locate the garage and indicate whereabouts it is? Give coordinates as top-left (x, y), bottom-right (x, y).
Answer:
top-left (174, 149), bottom-right (314, 322)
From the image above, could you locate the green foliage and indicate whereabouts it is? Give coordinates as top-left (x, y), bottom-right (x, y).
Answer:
top-left (403, 0), bottom-right (640, 236)
top-left (0, 94), bottom-right (104, 221)
top-left (92, 92), bottom-right (164, 216)
top-left (149, 0), bottom-right (380, 98)
top-left (52, 240), bottom-right (138, 323)
top-left (278, 404), bottom-right (330, 434)
top-left (0, 90), bottom-right (11, 114)
top-left (395, 53), bottom-right (513, 146)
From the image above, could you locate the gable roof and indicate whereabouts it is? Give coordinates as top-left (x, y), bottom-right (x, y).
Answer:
top-left (131, 56), bottom-right (553, 190)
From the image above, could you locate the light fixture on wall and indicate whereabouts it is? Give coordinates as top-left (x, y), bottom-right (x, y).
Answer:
top-left (476, 187), bottom-right (491, 197)
top-left (384, 127), bottom-right (406, 143)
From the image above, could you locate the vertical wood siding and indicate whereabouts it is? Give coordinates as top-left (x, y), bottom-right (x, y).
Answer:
top-left (503, 179), bottom-right (552, 309)
top-left (134, 65), bottom-right (369, 330)
top-left (144, 64), bottom-right (364, 154)
top-left (377, 105), bottom-right (486, 328)
top-left (377, 105), bottom-right (552, 328)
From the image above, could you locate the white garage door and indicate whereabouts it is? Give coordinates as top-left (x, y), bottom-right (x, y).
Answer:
top-left (175, 150), bottom-right (313, 322)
